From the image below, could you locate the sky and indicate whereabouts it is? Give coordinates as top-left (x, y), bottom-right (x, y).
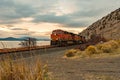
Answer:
top-left (0, 0), bottom-right (120, 39)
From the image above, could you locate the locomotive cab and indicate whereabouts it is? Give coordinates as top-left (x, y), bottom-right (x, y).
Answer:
top-left (50, 30), bottom-right (65, 46)
top-left (50, 29), bottom-right (86, 46)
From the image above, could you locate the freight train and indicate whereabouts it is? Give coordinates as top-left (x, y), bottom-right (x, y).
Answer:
top-left (50, 29), bottom-right (86, 46)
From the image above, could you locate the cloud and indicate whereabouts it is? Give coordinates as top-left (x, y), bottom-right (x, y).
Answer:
top-left (10, 28), bottom-right (28, 31)
top-left (0, 30), bottom-right (16, 38)
top-left (0, 0), bottom-right (120, 26)
top-left (32, 0), bottom-right (120, 27)
top-left (0, 0), bottom-right (120, 38)
top-left (0, 0), bottom-right (36, 24)
top-left (13, 30), bottom-right (36, 37)
top-left (33, 13), bottom-right (89, 27)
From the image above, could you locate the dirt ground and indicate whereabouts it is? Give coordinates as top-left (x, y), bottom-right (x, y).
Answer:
top-left (1, 45), bottom-right (120, 80)
top-left (39, 48), bottom-right (120, 80)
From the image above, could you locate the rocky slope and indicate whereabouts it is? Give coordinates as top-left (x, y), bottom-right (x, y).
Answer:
top-left (80, 8), bottom-right (120, 40)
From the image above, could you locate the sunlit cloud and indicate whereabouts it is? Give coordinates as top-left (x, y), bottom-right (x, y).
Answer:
top-left (0, 0), bottom-right (119, 38)
top-left (20, 17), bottom-right (34, 22)
top-left (53, 0), bottom-right (78, 16)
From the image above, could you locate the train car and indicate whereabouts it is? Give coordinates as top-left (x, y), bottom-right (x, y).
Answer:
top-left (74, 35), bottom-right (82, 44)
top-left (50, 29), bottom-right (85, 46)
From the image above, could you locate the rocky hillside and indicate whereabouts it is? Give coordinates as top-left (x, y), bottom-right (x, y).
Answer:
top-left (80, 8), bottom-right (120, 40)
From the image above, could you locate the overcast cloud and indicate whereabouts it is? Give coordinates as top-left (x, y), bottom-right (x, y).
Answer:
top-left (0, 0), bottom-right (120, 38)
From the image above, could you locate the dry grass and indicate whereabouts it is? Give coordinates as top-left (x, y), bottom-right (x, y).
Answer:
top-left (0, 57), bottom-right (50, 80)
top-left (100, 44), bottom-right (112, 53)
top-left (116, 40), bottom-right (120, 45)
top-left (96, 40), bottom-right (119, 53)
top-left (108, 40), bottom-right (119, 49)
top-left (65, 40), bottom-right (120, 58)
top-left (65, 49), bottom-right (82, 57)
top-left (0, 42), bottom-right (51, 80)
top-left (85, 46), bottom-right (98, 56)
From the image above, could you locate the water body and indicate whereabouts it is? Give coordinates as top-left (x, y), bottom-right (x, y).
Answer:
top-left (0, 41), bottom-right (50, 49)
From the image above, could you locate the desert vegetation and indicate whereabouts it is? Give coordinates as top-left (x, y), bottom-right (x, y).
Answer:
top-left (65, 40), bottom-right (120, 58)
top-left (65, 49), bottom-right (81, 57)
top-left (0, 57), bottom-right (50, 80)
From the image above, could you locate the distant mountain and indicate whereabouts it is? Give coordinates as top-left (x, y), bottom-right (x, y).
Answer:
top-left (0, 37), bottom-right (22, 41)
top-left (19, 37), bottom-right (50, 41)
top-left (80, 8), bottom-right (120, 40)
top-left (0, 37), bottom-right (50, 41)
top-left (37, 38), bottom-right (50, 41)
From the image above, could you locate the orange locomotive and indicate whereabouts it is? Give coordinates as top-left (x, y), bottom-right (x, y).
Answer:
top-left (50, 29), bottom-right (85, 46)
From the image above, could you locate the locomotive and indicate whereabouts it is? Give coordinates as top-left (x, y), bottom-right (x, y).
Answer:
top-left (50, 29), bottom-right (85, 46)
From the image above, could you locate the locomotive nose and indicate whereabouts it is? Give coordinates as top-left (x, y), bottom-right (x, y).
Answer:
top-left (50, 29), bottom-right (85, 46)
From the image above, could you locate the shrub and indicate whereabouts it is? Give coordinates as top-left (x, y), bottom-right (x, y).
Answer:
top-left (0, 58), bottom-right (50, 80)
top-left (96, 40), bottom-right (120, 53)
top-left (65, 49), bottom-right (79, 57)
top-left (85, 46), bottom-right (98, 56)
top-left (100, 44), bottom-right (112, 53)
top-left (107, 40), bottom-right (119, 49)
top-left (96, 44), bottom-right (103, 50)
top-left (116, 40), bottom-right (120, 45)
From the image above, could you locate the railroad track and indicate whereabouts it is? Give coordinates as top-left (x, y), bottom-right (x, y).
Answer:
top-left (0, 45), bottom-right (80, 61)
top-left (0, 42), bottom-right (96, 54)
top-left (0, 45), bottom-right (57, 54)
top-left (0, 44), bottom-right (78, 54)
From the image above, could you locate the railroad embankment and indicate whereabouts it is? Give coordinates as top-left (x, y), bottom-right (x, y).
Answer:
top-left (65, 40), bottom-right (120, 59)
